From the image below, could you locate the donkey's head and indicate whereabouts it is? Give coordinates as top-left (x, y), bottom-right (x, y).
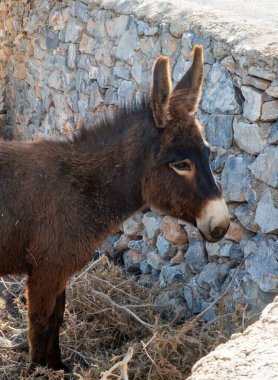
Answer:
top-left (143, 45), bottom-right (230, 242)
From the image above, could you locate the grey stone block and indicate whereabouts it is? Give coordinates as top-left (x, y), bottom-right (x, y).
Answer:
top-left (118, 80), bottom-right (137, 105)
top-left (160, 264), bottom-right (186, 286)
top-left (233, 120), bottom-right (268, 155)
top-left (65, 21), bottom-right (83, 43)
top-left (244, 235), bottom-right (278, 293)
top-left (268, 121), bottom-right (278, 145)
top-left (254, 188), bottom-right (278, 233)
top-left (201, 63), bottom-right (242, 114)
top-left (116, 21), bottom-right (139, 64)
top-left (75, 1), bottom-right (89, 22)
top-left (249, 146), bottom-right (278, 188)
top-left (67, 90), bottom-right (79, 113)
top-left (156, 234), bottom-right (175, 259)
top-left (140, 260), bottom-right (152, 274)
top-left (128, 239), bottom-right (145, 251)
top-left (198, 263), bottom-right (229, 291)
top-left (221, 154), bottom-right (255, 202)
top-left (67, 43), bottom-right (77, 68)
top-left (185, 240), bottom-right (208, 273)
top-left (46, 27), bottom-right (59, 51)
top-left (204, 114), bottom-right (233, 148)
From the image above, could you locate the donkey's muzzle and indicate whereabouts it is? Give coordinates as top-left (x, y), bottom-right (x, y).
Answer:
top-left (196, 198), bottom-right (230, 243)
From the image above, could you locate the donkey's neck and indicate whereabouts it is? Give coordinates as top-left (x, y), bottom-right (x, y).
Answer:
top-left (71, 105), bottom-right (157, 238)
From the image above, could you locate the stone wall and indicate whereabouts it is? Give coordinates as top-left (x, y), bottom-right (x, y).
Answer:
top-left (0, 0), bottom-right (277, 321)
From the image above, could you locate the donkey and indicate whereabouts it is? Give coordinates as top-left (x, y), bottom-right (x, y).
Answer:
top-left (0, 45), bottom-right (230, 371)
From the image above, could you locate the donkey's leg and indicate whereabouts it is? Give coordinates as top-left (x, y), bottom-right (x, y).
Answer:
top-left (46, 290), bottom-right (69, 371)
top-left (26, 275), bottom-right (67, 370)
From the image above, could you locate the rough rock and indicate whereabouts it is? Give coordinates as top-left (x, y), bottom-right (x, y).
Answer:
top-left (242, 75), bottom-right (270, 90)
top-left (266, 79), bottom-right (278, 98)
top-left (122, 213), bottom-right (143, 236)
top-left (244, 235), bottom-right (278, 293)
top-left (79, 34), bottom-right (96, 54)
top-left (188, 297), bottom-right (278, 380)
top-left (123, 250), bottom-right (144, 271)
top-left (140, 260), bottom-right (151, 274)
top-left (116, 21), bottom-right (139, 64)
top-left (114, 234), bottom-right (131, 252)
top-left (67, 43), bottom-right (76, 68)
top-left (181, 32), bottom-right (193, 59)
top-left (113, 62), bottom-right (130, 80)
top-left (233, 120), bottom-right (268, 155)
top-left (137, 21), bottom-right (158, 36)
top-left (147, 250), bottom-right (166, 270)
top-left (249, 146), bottom-right (278, 188)
top-left (118, 80), bottom-right (137, 105)
top-left (184, 224), bottom-right (203, 241)
top-left (172, 55), bottom-right (191, 82)
top-left (97, 66), bottom-right (111, 88)
top-left (205, 241), bottom-right (243, 262)
top-left (161, 33), bottom-right (180, 60)
top-left (156, 234), bottom-right (176, 259)
top-left (185, 240), bottom-right (207, 273)
top-left (198, 263), bottom-right (229, 291)
top-left (261, 100), bottom-right (278, 121)
top-left (203, 114), bottom-right (233, 148)
top-left (224, 222), bottom-right (244, 243)
top-left (170, 249), bottom-right (185, 265)
top-left (221, 154), bottom-right (254, 202)
top-left (201, 63), bottom-right (242, 114)
top-left (127, 239), bottom-right (145, 251)
top-left (64, 21), bottom-right (83, 43)
top-left (254, 188), bottom-right (278, 233)
top-left (234, 203), bottom-right (258, 232)
top-left (248, 66), bottom-right (276, 81)
top-left (142, 212), bottom-right (162, 241)
top-left (220, 55), bottom-right (235, 73)
top-left (105, 15), bottom-right (129, 38)
top-left (89, 82), bottom-right (103, 111)
top-left (160, 264), bottom-right (187, 286)
top-left (162, 216), bottom-right (188, 244)
top-left (104, 87), bottom-right (118, 105)
top-left (75, 1), bottom-right (89, 23)
top-left (241, 86), bottom-right (263, 122)
top-left (87, 18), bottom-right (106, 39)
top-left (268, 121), bottom-right (278, 145)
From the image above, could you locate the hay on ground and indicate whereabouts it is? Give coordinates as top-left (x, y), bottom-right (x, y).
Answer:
top-left (0, 255), bottom-right (251, 379)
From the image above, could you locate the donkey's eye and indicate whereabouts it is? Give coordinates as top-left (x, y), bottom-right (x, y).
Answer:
top-left (169, 160), bottom-right (192, 173)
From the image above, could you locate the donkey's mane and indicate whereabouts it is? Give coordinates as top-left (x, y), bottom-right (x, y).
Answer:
top-left (73, 97), bottom-right (152, 150)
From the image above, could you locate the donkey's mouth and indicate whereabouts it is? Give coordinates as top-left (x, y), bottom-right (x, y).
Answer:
top-left (198, 229), bottom-right (219, 243)
top-left (198, 223), bottom-right (229, 243)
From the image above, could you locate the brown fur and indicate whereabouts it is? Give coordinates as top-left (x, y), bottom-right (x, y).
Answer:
top-left (0, 46), bottom-right (226, 371)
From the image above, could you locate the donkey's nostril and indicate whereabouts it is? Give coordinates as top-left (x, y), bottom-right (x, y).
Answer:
top-left (211, 226), bottom-right (226, 240)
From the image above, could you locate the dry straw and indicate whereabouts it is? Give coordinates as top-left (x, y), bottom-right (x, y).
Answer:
top-left (0, 254), bottom-right (253, 379)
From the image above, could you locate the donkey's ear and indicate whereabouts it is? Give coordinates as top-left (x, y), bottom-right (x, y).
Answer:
top-left (170, 45), bottom-right (203, 115)
top-left (151, 56), bottom-right (172, 128)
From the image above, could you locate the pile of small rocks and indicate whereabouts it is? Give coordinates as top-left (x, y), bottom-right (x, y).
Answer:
top-left (0, 0), bottom-right (277, 320)
top-left (104, 206), bottom-right (276, 321)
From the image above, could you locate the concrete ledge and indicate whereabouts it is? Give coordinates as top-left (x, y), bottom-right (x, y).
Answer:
top-left (96, 0), bottom-right (278, 67)
top-left (188, 296), bottom-right (278, 379)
